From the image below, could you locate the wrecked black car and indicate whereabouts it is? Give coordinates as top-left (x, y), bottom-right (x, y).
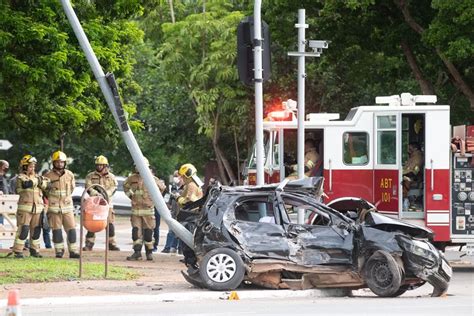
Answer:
top-left (180, 177), bottom-right (452, 297)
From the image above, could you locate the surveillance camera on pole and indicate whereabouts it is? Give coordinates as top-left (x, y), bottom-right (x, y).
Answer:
top-left (288, 9), bottom-right (329, 224)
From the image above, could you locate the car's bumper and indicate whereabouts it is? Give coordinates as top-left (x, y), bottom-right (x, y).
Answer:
top-left (405, 253), bottom-right (452, 297)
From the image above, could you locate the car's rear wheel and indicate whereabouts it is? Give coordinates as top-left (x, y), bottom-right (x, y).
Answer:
top-left (199, 248), bottom-right (245, 291)
top-left (364, 250), bottom-right (403, 297)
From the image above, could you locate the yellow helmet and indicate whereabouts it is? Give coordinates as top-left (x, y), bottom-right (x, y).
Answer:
top-left (20, 155), bottom-right (37, 167)
top-left (143, 157), bottom-right (150, 167)
top-left (52, 150), bottom-right (67, 162)
top-left (179, 163), bottom-right (197, 178)
top-left (95, 155), bottom-right (109, 165)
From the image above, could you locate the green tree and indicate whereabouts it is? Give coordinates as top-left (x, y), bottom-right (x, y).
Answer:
top-left (156, 2), bottom-right (251, 184)
top-left (0, 0), bottom-right (143, 173)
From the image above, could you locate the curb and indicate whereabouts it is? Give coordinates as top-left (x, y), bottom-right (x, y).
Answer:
top-left (0, 288), bottom-right (348, 307)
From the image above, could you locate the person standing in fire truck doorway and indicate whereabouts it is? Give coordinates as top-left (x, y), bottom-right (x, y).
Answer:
top-left (124, 158), bottom-right (166, 261)
top-left (11, 155), bottom-right (50, 258)
top-left (402, 142), bottom-right (424, 210)
top-left (44, 151), bottom-right (80, 258)
top-left (287, 139), bottom-right (320, 180)
top-left (83, 155), bottom-right (120, 251)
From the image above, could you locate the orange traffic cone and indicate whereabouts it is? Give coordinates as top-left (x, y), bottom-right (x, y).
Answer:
top-left (5, 289), bottom-right (21, 316)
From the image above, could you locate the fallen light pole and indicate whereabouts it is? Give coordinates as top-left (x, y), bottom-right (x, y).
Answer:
top-left (60, 0), bottom-right (194, 249)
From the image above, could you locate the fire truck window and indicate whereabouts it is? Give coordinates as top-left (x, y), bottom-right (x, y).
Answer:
top-left (343, 132), bottom-right (369, 165)
top-left (377, 115), bottom-right (396, 165)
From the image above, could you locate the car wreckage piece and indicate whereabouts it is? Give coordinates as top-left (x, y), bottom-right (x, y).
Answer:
top-left (181, 177), bottom-right (452, 297)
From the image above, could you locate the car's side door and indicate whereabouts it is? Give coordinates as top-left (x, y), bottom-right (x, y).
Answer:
top-left (226, 193), bottom-right (290, 259)
top-left (278, 194), bottom-right (354, 266)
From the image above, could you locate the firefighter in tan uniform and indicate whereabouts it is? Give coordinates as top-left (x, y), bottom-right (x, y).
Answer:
top-left (402, 142), bottom-right (424, 200)
top-left (125, 158), bottom-right (166, 261)
top-left (83, 155), bottom-right (120, 251)
top-left (176, 164), bottom-right (203, 207)
top-left (43, 151), bottom-right (80, 259)
top-left (12, 155), bottom-right (50, 258)
top-left (287, 139), bottom-right (320, 180)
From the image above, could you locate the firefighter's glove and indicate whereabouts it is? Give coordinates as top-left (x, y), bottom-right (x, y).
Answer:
top-left (22, 180), bottom-right (34, 189)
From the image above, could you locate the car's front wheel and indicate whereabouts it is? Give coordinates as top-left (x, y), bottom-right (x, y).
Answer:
top-left (364, 250), bottom-right (403, 297)
top-left (199, 248), bottom-right (245, 291)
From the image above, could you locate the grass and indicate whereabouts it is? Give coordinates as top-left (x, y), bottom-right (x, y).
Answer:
top-left (0, 256), bottom-right (139, 284)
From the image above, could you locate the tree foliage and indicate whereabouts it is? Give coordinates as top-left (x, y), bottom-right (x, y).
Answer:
top-left (0, 0), bottom-right (143, 174)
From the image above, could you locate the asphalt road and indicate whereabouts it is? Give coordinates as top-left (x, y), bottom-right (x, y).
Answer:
top-left (19, 270), bottom-right (474, 316)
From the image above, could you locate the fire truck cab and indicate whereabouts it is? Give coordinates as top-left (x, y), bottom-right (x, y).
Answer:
top-left (245, 93), bottom-right (473, 248)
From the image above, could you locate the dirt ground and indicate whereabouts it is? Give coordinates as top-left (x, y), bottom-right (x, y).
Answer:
top-left (0, 249), bottom-right (195, 299)
top-left (0, 215), bottom-right (198, 299)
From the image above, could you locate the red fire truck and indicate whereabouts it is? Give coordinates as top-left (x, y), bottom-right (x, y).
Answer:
top-left (244, 93), bottom-right (474, 249)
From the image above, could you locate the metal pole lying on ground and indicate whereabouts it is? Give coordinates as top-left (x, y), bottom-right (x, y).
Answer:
top-left (60, 0), bottom-right (194, 249)
top-left (254, 0), bottom-right (265, 186)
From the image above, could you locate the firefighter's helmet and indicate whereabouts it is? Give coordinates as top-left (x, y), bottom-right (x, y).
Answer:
top-left (20, 155), bottom-right (37, 167)
top-left (52, 150), bottom-right (67, 162)
top-left (179, 163), bottom-right (197, 178)
top-left (95, 155), bottom-right (109, 165)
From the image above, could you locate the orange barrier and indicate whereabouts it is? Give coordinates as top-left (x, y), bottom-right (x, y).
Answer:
top-left (82, 196), bottom-right (109, 233)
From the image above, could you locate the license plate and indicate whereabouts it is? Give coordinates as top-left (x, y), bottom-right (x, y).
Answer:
top-left (441, 259), bottom-right (453, 278)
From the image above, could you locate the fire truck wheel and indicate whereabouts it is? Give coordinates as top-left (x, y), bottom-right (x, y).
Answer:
top-left (364, 250), bottom-right (402, 297)
top-left (199, 248), bottom-right (245, 291)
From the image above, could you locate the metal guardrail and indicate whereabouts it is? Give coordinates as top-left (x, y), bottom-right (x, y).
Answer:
top-left (0, 195), bottom-right (19, 243)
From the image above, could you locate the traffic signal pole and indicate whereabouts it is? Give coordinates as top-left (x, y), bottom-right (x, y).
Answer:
top-left (254, 0), bottom-right (265, 186)
top-left (288, 9), bottom-right (328, 223)
top-left (60, 0), bottom-right (194, 249)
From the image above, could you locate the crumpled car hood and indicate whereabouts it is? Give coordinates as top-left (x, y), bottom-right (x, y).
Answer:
top-left (365, 212), bottom-right (433, 239)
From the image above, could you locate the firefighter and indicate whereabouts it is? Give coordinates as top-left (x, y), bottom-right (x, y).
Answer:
top-left (12, 155), bottom-right (50, 258)
top-left (287, 139), bottom-right (320, 180)
top-left (124, 158), bottom-right (166, 261)
top-left (83, 155), bottom-right (120, 251)
top-left (176, 163), bottom-right (203, 207)
top-left (43, 151), bottom-right (80, 258)
top-left (176, 164), bottom-right (203, 268)
top-left (402, 142), bottom-right (424, 210)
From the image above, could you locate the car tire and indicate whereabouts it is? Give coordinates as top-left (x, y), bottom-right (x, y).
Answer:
top-left (364, 250), bottom-right (402, 297)
top-left (199, 248), bottom-right (245, 291)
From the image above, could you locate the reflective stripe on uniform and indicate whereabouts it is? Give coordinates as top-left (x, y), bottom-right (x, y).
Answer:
top-left (48, 206), bottom-right (74, 213)
top-left (54, 242), bottom-right (65, 250)
top-left (132, 209), bottom-right (154, 216)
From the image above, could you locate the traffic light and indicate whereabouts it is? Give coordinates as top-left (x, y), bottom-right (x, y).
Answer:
top-left (237, 16), bottom-right (271, 86)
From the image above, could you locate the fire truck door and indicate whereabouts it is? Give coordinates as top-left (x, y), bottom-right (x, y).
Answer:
top-left (373, 113), bottom-right (400, 215)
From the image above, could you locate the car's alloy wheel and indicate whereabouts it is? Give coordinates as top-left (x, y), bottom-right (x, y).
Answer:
top-left (199, 248), bottom-right (245, 291)
top-left (364, 250), bottom-right (403, 297)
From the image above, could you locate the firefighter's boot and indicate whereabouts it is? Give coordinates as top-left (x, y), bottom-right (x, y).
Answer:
top-left (108, 244), bottom-right (120, 251)
top-left (69, 252), bottom-right (80, 259)
top-left (30, 249), bottom-right (42, 258)
top-left (82, 241), bottom-right (94, 251)
top-left (146, 249), bottom-right (153, 261)
top-left (127, 245), bottom-right (142, 261)
top-left (14, 252), bottom-right (24, 258)
top-left (55, 249), bottom-right (65, 258)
